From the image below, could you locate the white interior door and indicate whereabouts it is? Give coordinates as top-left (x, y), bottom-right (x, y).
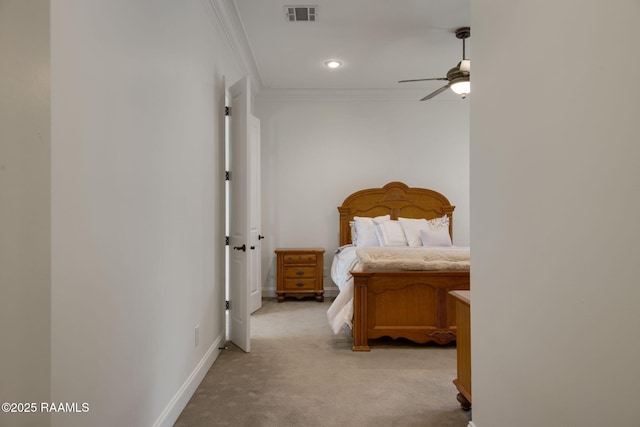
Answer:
top-left (248, 114), bottom-right (262, 314)
top-left (228, 77), bottom-right (251, 352)
top-left (228, 76), bottom-right (262, 351)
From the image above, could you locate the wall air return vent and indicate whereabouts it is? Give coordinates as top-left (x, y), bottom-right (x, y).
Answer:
top-left (284, 6), bottom-right (317, 22)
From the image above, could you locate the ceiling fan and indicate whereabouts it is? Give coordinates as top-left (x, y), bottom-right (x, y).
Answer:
top-left (399, 27), bottom-right (471, 101)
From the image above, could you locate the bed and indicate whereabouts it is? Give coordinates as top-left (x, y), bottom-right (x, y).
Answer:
top-left (327, 182), bottom-right (470, 351)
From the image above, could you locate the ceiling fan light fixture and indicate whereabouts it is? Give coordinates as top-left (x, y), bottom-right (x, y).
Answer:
top-left (450, 77), bottom-right (470, 98)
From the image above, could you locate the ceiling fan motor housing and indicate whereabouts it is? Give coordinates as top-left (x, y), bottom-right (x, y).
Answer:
top-left (449, 27), bottom-right (470, 81)
top-left (447, 66), bottom-right (468, 81)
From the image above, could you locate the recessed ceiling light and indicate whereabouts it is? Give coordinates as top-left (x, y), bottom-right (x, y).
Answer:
top-left (325, 60), bottom-right (342, 69)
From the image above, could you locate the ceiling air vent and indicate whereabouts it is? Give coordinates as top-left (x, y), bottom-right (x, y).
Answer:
top-left (284, 6), bottom-right (317, 22)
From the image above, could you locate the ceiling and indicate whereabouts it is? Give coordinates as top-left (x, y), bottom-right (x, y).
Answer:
top-left (231, 0), bottom-right (470, 98)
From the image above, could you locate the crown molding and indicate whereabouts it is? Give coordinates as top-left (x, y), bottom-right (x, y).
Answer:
top-left (257, 88), bottom-right (468, 103)
top-left (205, 0), bottom-right (263, 91)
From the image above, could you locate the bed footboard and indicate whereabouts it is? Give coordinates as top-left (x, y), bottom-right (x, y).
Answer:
top-left (351, 270), bottom-right (470, 351)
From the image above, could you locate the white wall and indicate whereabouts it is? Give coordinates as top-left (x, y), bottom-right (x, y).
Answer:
top-left (471, 2), bottom-right (640, 427)
top-left (257, 93), bottom-right (470, 294)
top-left (0, 1), bottom-right (51, 426)
top-left (50, 1), bottom-right (241, 426)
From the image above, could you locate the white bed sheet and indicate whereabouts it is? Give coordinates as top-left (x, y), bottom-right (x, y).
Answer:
top-left (326, 245), bottom-right (470, 335)
top-left (327, 245), bottom-right (361, 334)
top-left (330, 245), bottom-right (360, 291)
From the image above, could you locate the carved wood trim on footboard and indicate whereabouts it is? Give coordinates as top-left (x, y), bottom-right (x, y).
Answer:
top-left (351, 270), bottom-right (470, 351)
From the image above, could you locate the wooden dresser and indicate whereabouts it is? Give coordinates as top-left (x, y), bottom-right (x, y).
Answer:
top-left (275, 248), bottom-right (324, 302)
top-left (450, 290), bottom-right (471, 410)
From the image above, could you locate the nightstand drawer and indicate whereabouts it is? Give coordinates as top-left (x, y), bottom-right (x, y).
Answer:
top-left (283, 266), bottom-right (316, 278)
top-left (283, 253), bottom-right (317, 264)
top-left (283, 278), bottom-right (316, 291)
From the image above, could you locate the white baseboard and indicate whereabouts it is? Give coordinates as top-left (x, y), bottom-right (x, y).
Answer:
top-left (468, 421), bottom-right (477, 427)
top-left (152, 333), bottom-right (224, 427)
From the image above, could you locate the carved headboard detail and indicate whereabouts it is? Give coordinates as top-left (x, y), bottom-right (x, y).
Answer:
top-left (338, 182), bottom-right (455, 246)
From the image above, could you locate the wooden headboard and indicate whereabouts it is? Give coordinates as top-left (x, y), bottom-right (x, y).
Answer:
top-left (338, 182), bottom-right (455, 246)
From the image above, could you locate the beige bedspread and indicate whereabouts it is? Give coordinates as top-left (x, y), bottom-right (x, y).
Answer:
top-left (355, 246), bottom-right (470, 271)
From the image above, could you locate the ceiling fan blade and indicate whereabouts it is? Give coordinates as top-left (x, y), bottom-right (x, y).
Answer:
top-left (460, 59), bottom-right (471, 73)
top-left (420, 84), bottom-right (450, 101)
top-left (398, 77), bottom-right (448, 83)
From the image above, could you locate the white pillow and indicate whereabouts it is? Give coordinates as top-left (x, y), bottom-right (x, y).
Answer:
top-left (427, 215), bottom-right (450, 231)
top-left (420, 227), bottom-right (453, 247)
top-left (399, 215), bottom-right (450, 246)
top-left (398, 218), bottom-right (430, 246)
top-left (374, 220), bottom-right (408, 246)
top-left (353, 215), bottom-right (390, 247)
top-left (349, 221), bottom-right (357, 246)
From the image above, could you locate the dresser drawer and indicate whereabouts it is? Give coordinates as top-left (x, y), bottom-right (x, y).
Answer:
top-left (283, 278), bottom-right (316, 291)
top-left (283, 253), bottom-right (317, 264)
top-left (283, 266), bottom-right (316, 278)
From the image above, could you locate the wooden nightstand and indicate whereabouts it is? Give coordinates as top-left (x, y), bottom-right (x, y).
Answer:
top-left (275, 248), bottom-right (324, 302)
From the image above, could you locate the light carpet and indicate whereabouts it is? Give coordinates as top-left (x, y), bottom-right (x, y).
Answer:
top-left (175, 298), bottom-right (471, 427)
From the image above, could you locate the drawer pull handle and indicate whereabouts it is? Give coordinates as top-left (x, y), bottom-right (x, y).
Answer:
top-left (296, 271), bottom-right (304, 276)
top-left (296, 282), bottom-right (304, 287)
top-left (233, 244), bottom-right (246, 252)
